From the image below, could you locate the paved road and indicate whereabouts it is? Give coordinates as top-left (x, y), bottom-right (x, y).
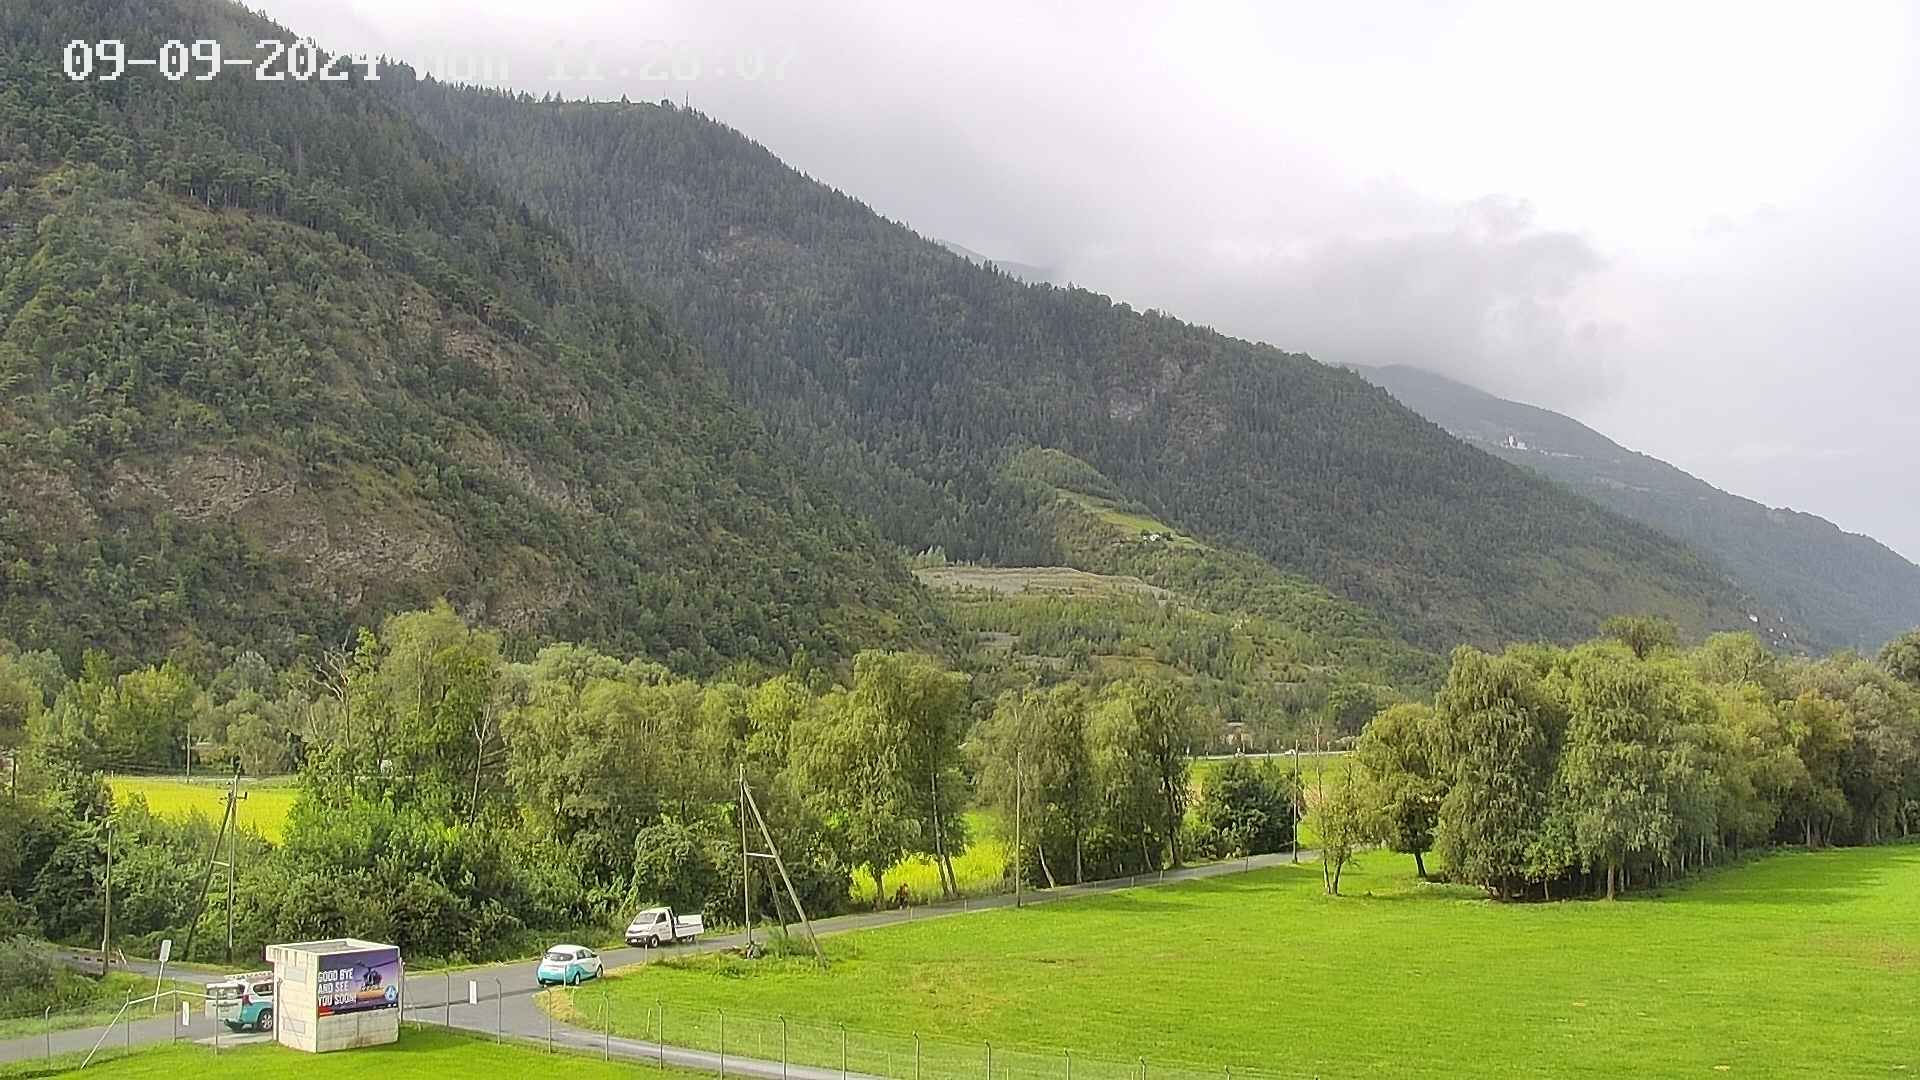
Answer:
top-left (3, 851), bottom-right (1314, 1073)
top-left (1, 997), bottom-right (260, 1066)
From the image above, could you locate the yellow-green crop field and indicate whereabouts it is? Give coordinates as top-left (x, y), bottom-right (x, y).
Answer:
top-left (107, 776), bottom-right (298, 842)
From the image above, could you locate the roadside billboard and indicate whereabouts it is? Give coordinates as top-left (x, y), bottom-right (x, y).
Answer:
top-left (315, 946), bottom-right (401, 1016)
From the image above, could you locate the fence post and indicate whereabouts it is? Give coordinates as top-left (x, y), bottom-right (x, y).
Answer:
top-left (1139, 1056), bottom-right (1147, 1080)
top-left (495, 980), bottom-right (504, 1043)
top-left (45, 1006), bottom-right (51, 1061)
top-left (658, 1002), bottom-right (666, 1071)
top-left (547, 1008), bottom-right (554, 1054)
top-left (986, 1041), bottom-right (993, 1080)
top-left (719, 1009), bottom-right (726, 1077)
top-left (1065, 1049), bottom-right (1072, 1080)
top-left (783, 1017), bottom-right (790, 1080)
top-left (916, 1033), bottom-right (922, 1080)
top-left (841, 1024), bottom-right (848, 1080)
top-left (605, 1000), bottom-right (612, 1061)
top-left (445, 972), bottom-right (453, 1027)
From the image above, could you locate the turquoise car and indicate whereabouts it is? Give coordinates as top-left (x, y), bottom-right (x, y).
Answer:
top-left (535, 945), bottom-right (604, 986)
top-left (207, 973), bottom-right (276, 1032)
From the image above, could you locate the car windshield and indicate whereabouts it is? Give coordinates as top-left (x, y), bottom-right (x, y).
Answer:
top-left (543, 950), bottom-right (574, 963)
top-left (208, 984), bottom-right (243, 1001)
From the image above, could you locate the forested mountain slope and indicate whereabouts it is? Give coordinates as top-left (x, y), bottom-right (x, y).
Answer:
top-left (398, 86), bottom-right (1777, 650)
top-left (1354, 364), bottom-right (1918, 652)
top-left (0, 1), bottom-right (931, 670)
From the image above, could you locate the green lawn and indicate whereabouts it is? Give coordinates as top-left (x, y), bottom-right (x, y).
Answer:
top-left (107, 777), bottom-right (298, 842)
top-left (0, 1026), bottom-right (708, 1080)
top-left (553, 846), bottom-right (1920, 1079)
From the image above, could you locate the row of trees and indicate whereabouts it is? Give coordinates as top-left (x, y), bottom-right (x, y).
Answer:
top-left (1319, 623), bottom-right (1920, 898)
top-left (1, 603), bottom-right (1232, 960)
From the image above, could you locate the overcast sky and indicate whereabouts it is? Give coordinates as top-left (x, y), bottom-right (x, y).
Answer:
top-left (260, 0), bottom-right (1920, 561)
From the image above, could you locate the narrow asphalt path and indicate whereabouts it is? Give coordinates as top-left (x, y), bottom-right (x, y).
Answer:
top-left (2, 850), bottom-right (1317, 1073)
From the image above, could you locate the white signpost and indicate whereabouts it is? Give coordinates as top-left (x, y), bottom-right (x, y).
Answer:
top-left (154, 939), bottom-right (173, 1007)
top-left (467, 980), bottom-right (478, 1006)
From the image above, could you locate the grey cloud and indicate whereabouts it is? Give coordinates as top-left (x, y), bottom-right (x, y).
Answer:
top-left (257, 0), bottom-right (1920, 560)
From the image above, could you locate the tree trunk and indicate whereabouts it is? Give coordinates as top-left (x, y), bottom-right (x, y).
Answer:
top-left (1164, 786), bottom-right (1183, 869)
top-left (930, 764), bottom-right (956, 898)
top-left (1543, 875), bottom-right (1552, 902)
top-left (1606, 861), bottom-right (1618, 901)
top-left (1413, 850), bottom-right (1427, 880)
top-left (1075, 831), bottom-right (1085, 885)
top-left (870, 867), bottom-right (886, 911)
top-left (1036, 837), bottom-right (1058, 890)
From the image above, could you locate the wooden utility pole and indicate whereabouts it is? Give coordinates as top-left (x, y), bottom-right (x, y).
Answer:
top-left (1291, 739), bottom-right (1300, 864)
top-left (740, 778), bottom-right (826, 969)
top-left (225, 769), bottom-right (238, 964)
top-left (99, 821), bottom-right (113, 977)
top-left (738, 765), bottom-right (754, 950)
top-left (1013, 746), bottom-right (1023, 909)
top-left (181, 773), bottom-right (238, 965)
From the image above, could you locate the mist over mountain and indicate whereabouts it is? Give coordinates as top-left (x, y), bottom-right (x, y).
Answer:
top-left (1353, 364), bottom-right (1920, 652)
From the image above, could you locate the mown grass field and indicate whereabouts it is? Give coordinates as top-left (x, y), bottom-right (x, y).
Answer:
top-left (556, 845), bottom-right (1920, 1079)
top-left (107, 777), bottom-right (298, 842)
top-left (0, 1026), bottom-right (705, 1080)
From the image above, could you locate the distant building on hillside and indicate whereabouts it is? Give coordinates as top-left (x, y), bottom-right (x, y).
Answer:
top-left (1503, 434), bottom-right (1531, 451)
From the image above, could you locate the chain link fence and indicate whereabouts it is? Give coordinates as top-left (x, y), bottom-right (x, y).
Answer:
top-left (0, 986), bottom-right (242, 1071)
top-left (8, 984), bottom-right (1318, 1080)
top-left (595, 1000), bottom-right (1315, 1080)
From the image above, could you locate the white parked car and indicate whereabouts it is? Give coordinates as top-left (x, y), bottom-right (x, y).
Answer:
top-left (535, 944), bottom-right (604, 986)
top-left (625, 906), bottom-right (704, 947)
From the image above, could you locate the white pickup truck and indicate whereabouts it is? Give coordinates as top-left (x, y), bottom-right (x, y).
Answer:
top-left (625, 906), bottom-right (704, 947)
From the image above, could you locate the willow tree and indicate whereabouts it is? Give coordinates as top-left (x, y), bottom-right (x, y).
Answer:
top-left (1556, 645), bottom-right (1676, 899)
top-left (1430, 647), bottom-right (1564, 899)
top-left (1354, 702), bottom-right (1445, 878)
top-left (973, 683), bottom-right (1096, 886)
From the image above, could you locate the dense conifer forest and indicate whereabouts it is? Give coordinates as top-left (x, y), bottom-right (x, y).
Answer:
top-left (0, 0), bottom-right (931, 671)
top-left (396, 82), bottom-right (1777, 651)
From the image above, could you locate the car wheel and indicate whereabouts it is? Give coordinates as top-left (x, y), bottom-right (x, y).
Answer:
top-left (256, 1009), bottom-right (274, 1032)
top-left (646, 935), bottom-right (660, 949)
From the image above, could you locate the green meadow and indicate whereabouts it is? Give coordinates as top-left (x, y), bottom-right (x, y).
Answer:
top-left (554, 845), bottom-right (1920, 1079)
